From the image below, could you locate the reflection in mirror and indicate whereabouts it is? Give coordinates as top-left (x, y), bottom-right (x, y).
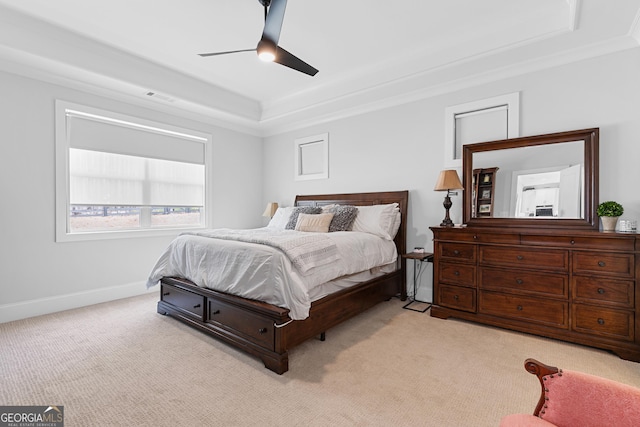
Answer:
top-left (463, 128), bottom-right (599, 230)
top-left (513, 164), bottom-right (582, 218)
top-left (472, 141), bottom-right (584, 218)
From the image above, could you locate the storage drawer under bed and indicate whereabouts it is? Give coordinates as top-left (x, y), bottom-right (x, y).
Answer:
top-left (207, 300), bottom-right (275, 350)
top-left (161, 283), bottom-right (205, 320)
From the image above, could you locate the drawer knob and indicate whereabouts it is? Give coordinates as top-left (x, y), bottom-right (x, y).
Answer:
top-left (597, 288), bottom-right (605, 294)
top-left (163, 292), bottom-right (170, 296)
top-left (454, 271), bottom-right (460, 276)
top-left (570, 240), bottom-right (575, 245)
top-left (212, 309), bottom-right (220, 315)
top-left (516, 279), bottom-right (523, 285)
top-left (453, 250), bottom-right (460, 255)
top-left (516, 255), bottom-right (524, 260)
top-left (258, 327), bottom-right (268, 334)
top-left (453, 295), bottom-right (459, 300)
top-left (598, 261), bottom-right (606, 267)
top-left (473, 235), bottom-right (478, 240)
top-left (193, 304), bottom-right (201, 309)
top-left (517, 305), bottom-right (523, 311)
top-left (597, 318), bottom-right (605, 325)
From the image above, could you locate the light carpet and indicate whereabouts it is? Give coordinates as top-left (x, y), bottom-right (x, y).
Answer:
top-left (2, 293), bottom-right (640, 426)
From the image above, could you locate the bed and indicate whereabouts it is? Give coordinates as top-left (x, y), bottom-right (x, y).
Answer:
top-left (151, 190), bottom-right (408, 374)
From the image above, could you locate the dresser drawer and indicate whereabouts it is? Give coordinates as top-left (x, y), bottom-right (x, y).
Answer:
top-left (161, 283), bottom-right (205, 319)
top-left (479, 246), bottom-right (568, 272)
top-left (521, 234), bottom-right (635, 251)
top-left (572, 252), bottom-right (635, 278)
top-left (478, 291), bottom-right (568, 328)
top-left (207, 300), bottom-right (275, 350)
top-left (439, 262), bottom-right (476, 288)
top-left (437, 284), bottom-right (476, 312)
top-left (572, 305), bottom-right (634, 341)
top-left (435, 229), bottom-right (519, 244)
top-left (572, 277), bottom-right (634, 309)
top-left (438, 242), bottom-right (476, 262)
top-left (479, 267), bottom-right (568, 298)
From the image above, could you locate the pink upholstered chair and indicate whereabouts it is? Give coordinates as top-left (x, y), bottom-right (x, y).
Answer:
top-left (500, 358), bottom-right (640, 427)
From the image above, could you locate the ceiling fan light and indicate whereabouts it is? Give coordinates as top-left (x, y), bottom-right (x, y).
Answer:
top-left (257, 38), bottom-right (276, 62)
top-left (258, 50), bottom-right (275, 62)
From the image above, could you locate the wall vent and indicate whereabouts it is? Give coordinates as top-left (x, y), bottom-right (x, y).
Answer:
top-left (145, 91), bottom-right (177, 103)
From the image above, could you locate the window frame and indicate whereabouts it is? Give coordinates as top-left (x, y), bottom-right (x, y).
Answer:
top-left (55, 100), bottom-right (212, 242)
top-left (294, 133), bottom-right (329, 181)
top-left (444, 92), bottom-right (520, 169)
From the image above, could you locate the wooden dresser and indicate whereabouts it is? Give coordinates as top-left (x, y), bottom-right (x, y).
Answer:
top-left (430, 226), bottom-right (640, 361)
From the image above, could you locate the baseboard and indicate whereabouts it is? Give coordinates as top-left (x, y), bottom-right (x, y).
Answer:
top-left (0, 281), bottom-right (156, 323)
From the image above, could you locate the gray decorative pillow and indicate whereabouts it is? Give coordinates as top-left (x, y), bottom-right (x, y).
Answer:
top-left (324, 205), bottom-right (359, 232)
top-left (285, 206), bottom-right (322, 229)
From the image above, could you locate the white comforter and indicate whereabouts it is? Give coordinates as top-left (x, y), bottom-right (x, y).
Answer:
top-left (146, 228), bottom-right (398, 320)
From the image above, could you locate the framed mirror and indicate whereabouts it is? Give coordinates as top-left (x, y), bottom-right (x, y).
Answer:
top-left (463, 128), bottom-right (599, 229)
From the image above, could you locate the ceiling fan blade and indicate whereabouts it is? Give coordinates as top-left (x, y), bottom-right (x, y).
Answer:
top-left (262, 0), bottom-right (287, 45)
top-left (198, 48), bottom-right (256, 57)
top-left (274, 46), bottom-right (318, 76)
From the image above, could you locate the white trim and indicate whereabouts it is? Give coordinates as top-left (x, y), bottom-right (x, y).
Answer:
top-left (444, 93), bottom-right (520, 169)
top-left (630, 6), bottom-right (640, 43)
top-left (1, 28), bottom-right (634, 139)
top-left (566, 0), bottom-right (580, 31)
top-left (0, 281), bottom-right (155, 324)
top-left (55, 100), bottom-right (213, 242)
top-left (294, 133), bottom-right (329, 181)
top-left (453, 104), bottom-right (509, 120)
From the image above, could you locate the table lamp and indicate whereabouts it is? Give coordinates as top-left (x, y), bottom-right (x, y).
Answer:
top-left (434, 170), bottom-right (464, 227)
top-left (262, 202), bottom-right (278, 218)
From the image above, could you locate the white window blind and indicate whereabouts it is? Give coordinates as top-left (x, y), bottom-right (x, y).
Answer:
top-left (67, 112), bottom-right (205, 208)
top-left (69, 149), bottom-right (204, 206)
top-left (67, 112), bottom-right (205, 163)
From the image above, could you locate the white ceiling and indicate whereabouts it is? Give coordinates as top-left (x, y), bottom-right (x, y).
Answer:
top-left (0, 0), bottom-right (639, 135)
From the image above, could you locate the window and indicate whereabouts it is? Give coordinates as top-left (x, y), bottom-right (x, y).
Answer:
top-left (444, 93), bottom-right (519, 168)
top-left (55, 101), bottom-right (211, 242)
top-left (294, 133), bottom-right (329, 181)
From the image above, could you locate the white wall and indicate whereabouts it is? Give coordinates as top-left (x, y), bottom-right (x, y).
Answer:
top-left (2, 46), bottom-right (639, 320)
top-left (262, 47), bottom-right (640, 302)
top-left (0, 70), bottom-right (262, 322)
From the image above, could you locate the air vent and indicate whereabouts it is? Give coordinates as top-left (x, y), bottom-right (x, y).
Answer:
top-left (145, 91), bottom-right (176, 103)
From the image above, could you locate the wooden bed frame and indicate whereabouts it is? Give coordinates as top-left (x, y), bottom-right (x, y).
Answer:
top-left (156, 190), bottom-right (408, 374)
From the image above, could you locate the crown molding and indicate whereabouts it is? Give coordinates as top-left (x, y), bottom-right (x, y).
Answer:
top-left (1, 1), bottom-right (637, 139)
top-left (2, 33), bottom-right (636, 140)
top-left (258, 35), bottom-right (639, 137)
top-left (0, 47), bottom-right (262, 138)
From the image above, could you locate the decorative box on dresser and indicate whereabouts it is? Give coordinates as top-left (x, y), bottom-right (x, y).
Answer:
top-left (430, 226), bottom-right (640, 362)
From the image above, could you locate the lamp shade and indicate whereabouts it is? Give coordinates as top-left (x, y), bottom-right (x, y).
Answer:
top-left (434, 170), bottom-right (464, 191)
top-left (262, 202), bottom-right (279, 218)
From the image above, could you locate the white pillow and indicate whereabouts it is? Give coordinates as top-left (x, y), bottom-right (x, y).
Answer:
top-left (295, 212), bottom-right (334, 233)
top-left (389, 210), bottom-right (401, 240)
top-left (267, 207), bottom-right (294, 229)
top-left (352, 203), bottom-right (400, 240)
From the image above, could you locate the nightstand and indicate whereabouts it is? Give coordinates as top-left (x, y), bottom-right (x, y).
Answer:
top-left (401, 252), bottom-right (434, 312)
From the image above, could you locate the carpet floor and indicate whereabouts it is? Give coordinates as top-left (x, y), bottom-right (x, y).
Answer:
top-left (2, 293), bottom-right (639, 426)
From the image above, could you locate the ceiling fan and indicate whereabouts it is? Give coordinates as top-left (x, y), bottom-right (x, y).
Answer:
top-left (198, 0), bottom-right (318, 76)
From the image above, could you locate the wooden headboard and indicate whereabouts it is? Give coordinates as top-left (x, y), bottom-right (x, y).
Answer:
top-left (295, 190), bottom-right (408, 298)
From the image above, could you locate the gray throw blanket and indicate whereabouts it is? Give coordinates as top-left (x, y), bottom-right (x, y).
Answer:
top-left (184, 229), bottom-right (339, 275)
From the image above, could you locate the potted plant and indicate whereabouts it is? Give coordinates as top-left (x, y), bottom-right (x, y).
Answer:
top-left (597, 201), bottom-right (624, 231)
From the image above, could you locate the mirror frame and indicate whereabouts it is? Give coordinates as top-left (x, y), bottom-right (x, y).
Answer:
top-left (463, 128), bottom-right (599, 230)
